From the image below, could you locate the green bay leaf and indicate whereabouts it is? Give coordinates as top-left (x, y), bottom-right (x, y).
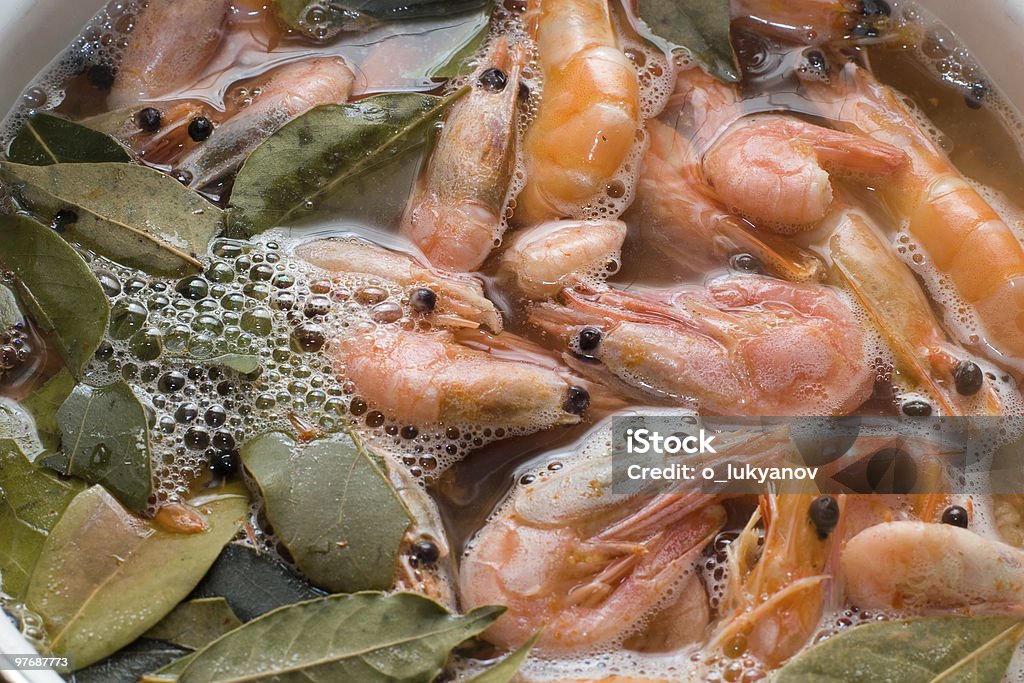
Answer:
top-left (775, 616), bottom-right (1024, 683)
top-left (44, 381), bottom-right (152, 512)
top-left (0, 439), bottom-right (83, 598)
top-left (7, 113), bottom-right (131, 166)
top-left (637, 0), bottom-right (739, 83)
top-left (144, 598), bottom-right (242, 650)
top-left (227, 91), bottom-right (464, 235)
top-left (188, 542), bottom-right (323, 622)
top-left (0, 214), bottom-right (109, 378)
top-left (20, 368), bottom-right (76, 453)
top-left (0, 282), bottom-right (21, 329)
top-left (240, 431), bottom-right (412, 593)
top-left (466, 632), bottom-right (539, 683)
top-left (69, 638), bottom-right (190, 683)
top-left (272, 0), bottom-right (489, 40)
top-left (0, 162), bottom-right (224, 276)
top-left (178, 592), bottom-right (502, 683)
top-left (26, 483), bottom-right (249, 671)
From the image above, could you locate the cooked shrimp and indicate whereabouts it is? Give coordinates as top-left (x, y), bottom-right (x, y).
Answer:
top-left (295, 237), bottom-right (502, 332)
top-left (628, 84), bottom-right (824, 281)
top-left (828, 206), bottom-right (1006, 415)
top-left (498, 219), bottom-right (626, 299)
top-left (515, 0), bottom-right (641, 224)
top-left (731, 0), bottom-right (893, 45)
top-left (800, 59), bottom-right (1024, 364)
top-left (530, 276), bottom-right (873, 415)
top-left (177, 57), bottom-right (354, 188)
top-left (704, 115), bottom-right (906, 232)
top-left (330, 327), bottom-right (590, 431)
top-left (842, 521), bottom-right (1024, 613)
top-left (712, 493), bottom-right (843, 668)
top-left (460, 416), bottom-right (795, 653)
top-left (402, 38), bottom-right (526, 272)
top-left (109, 0), bottom-right (232, 108)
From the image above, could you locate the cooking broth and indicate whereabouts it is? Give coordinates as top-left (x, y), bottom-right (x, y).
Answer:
top-left (3, 0), bottom-right (1024, 680)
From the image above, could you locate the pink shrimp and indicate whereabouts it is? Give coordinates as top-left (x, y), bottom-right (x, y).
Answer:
top-left (799, 58), bottom-right (1024, 365)
top-left (402, 38), bottom-right (526, 272)
top-left (330, 327), bottom-right (590, 431)
top-left (529, 276), bottom-right (873, 416)
top-left (515, 0), bottom-right (641, 223)
top-left (108, 0), bottom-right (232, 108)
top-left (627, 69), bottom-right (824, 281)
top-left (704, 115), bottom-right (906, 232)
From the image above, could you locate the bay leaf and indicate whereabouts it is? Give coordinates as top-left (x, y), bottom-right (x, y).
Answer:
top-left (0, 439), bottom-right (83, 598)
top-left (429, 7), bottom-right (491, 78)
top-left (775, 616), bottom-right (1024, 683)
top-left (178, 592), bottom-right (503, 682)
top-left (188, 542), bottom-right (323, 622)
top-left (0, 399), bottom-right (45, 459)
top-left (0, 282), bottom-right (21, 329)
top-left (141, 651), bottom-right (196, 682)
top-left (69, 639), bottom-right (189, 683)
top-left (43, 381), bottom-right (152, 511)
top-left (144, 598), bottom-right (242, 650)
top-left (0, 214), bottom-right (109, 378)
top-left (240, 431), bottom-right (412, 593)
top-left (228, 91), bottom-right (463, 235)
top-left (0, 162), bottom-right (224, 276)
top-left (7, 112), bottom-right (131, 166)
top-left (637, 0), bottom-right (739, 83)
top-left (199, 353), bottom-right (261, 375)
top-left (466, 633), bottom-right (539, 683)
top-left (20, 368), bottom-right (76, 453)
top-left (273, 0), bottom-right (489, 41)
top-left (26, 483), bottom-right (249, 671)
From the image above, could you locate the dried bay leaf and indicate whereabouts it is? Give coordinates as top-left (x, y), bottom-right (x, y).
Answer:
top-left (188, 542), bottom-right (323, 622)
top-left (465, 633), bottom-right (539, 683)
top-left (0, 439), bottom-right (83, 598)
top-left (19, 368), bottom-right (76, 453)
top-left (775, 616), bottom-right (1024, 683)
top-left (0, 214), bottom-right (109, 378)
top-left (0, 162), bottom-right (224, 276)
top-left (144, 597), bottom-right (242, 650)
top-left (228, 91), bottom-right (463, 235)
top-left (26, 483), bottom-right (249, 671)
top-left (272, 0), bottom-right (489, 41)
top-left (43, 381), bottom-right (152, 511)
top-left (68, 639), bottom-right (190, 683)
top-left (240, 431), bottom-right (412, 593)
top-left (636, 0), bottom-right (739, 83)
top-left (178, 592), bottom-right (502, 682)
top-left (7, 112), bottom-right (131, 165)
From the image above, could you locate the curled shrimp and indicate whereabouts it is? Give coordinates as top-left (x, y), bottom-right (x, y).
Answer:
top-left (402, 38), bottom-right (526, 272)
top-left (627, 71), bottom-right (824, 282)
top-left (800, 58), bottom-right (1024, 365)
top-left (530, 276), bottom-right (873, 416)
top-left (710, 492), bottom-right (843, 669)
top-left (827, 205), bottom-right (1006, 415)
top-left (704, 115), bottom-right (906, 232)
top-left (842, 521), bottom-right (1024, 614)
top-left (731, 0), bottom-right (893, 45)
top-left (498, 219), bottom-right (626, 299)
top-left (177, 57), bottom-right (354, 189)
top-left (330, 327), bottom-right (590, 432)
top-left (295, 237), bottom-right (502, 332)
top-left (515, 0), bottom-right (641, 224)
top-left (108, 0), bottom-right (232, 108)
